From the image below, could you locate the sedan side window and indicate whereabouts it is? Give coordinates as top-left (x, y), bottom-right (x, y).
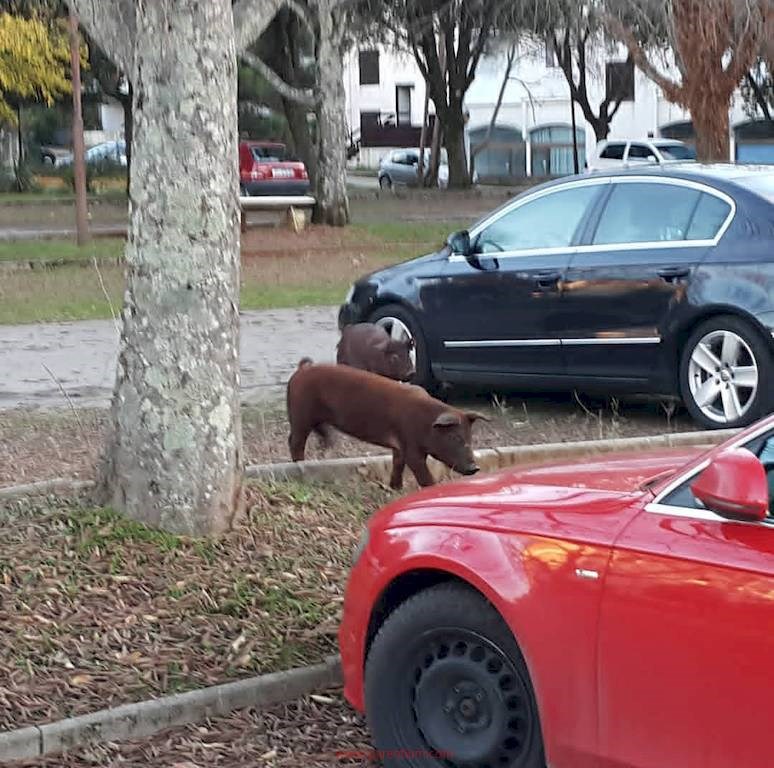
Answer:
top-left (474, 185), bottom-right (600, 254)
top-left (593, 182), bottom-right (701, 245)
top-left (627, 144), bottom-right (653, 160)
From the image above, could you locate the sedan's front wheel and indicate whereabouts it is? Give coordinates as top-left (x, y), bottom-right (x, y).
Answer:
top-left (680, 315), bottom-right (773, 429)
top-left (365, 584), bottom-right (545, 768)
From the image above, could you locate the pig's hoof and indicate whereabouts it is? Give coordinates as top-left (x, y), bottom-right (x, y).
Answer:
top-left (389, 480), bottom-right (403, 491)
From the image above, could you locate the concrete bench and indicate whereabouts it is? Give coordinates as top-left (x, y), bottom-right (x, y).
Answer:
top-left (239, 195), bottom-right (316, 233)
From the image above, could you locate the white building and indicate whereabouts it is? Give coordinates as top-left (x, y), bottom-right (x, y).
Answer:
top-left (344, 38), bottom-right (774, 178)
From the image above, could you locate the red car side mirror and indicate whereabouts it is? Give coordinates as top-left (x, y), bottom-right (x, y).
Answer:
top-left (691, 448), bottom-right (769, 522)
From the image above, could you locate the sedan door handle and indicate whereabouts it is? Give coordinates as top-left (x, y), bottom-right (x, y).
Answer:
top-left (535, 271), bottom-right (561, 289)
top-left (657, 266), bottom-right (690, 283)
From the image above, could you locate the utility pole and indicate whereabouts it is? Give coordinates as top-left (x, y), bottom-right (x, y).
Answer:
top-left (68, 9), bottom-right (90, 245)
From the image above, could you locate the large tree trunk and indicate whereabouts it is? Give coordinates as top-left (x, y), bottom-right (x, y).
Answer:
top-left (687, 95), bottom-right (730, 162)
top-left (97, 0), bottom-right (243, 536)
top-left (312, 1), bottom-right (349, 226)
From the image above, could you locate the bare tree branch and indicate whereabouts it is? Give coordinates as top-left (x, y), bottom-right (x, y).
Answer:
top-left (233, 0), bottom-right (282, 53)
top-left (68, 0), bottom-right (134, 75)
top-left (471, 43), bottom-right (517, 164)
top-left (239, 49), bottom-right (318, 105)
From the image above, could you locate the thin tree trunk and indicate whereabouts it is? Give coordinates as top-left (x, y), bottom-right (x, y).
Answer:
top-left (122, 85), bottom-right (132, 196)
top-left (416, 87), bottom-right (430, 184)
top-left (15, 104), bottom-right (22, 165)
top-left (470, 43), bottom-right (516, 177)
top-left (97, 0), bottom-right (243, 536)
top-left (426, 30), bottom-right (446, 188)
top-left (69, 10), bottom-right (90, 246)
top-left (312, 0), bottom-right (349, 226)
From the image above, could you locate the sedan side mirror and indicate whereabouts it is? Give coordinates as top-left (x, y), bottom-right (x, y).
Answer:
top-left (691, 448), bottom-right (769, 522)
top-left (447, 230), bottom-right (471, 258)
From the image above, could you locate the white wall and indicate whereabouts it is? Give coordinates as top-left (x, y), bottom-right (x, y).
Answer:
top-left (345, 36), bottom-right (763, 171)
top-left (343, 45), bottom-right (430, 134)
top-left (100, 101), bottom-right (125, 134)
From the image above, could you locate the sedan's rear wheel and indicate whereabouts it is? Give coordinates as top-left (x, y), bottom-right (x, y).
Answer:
top-left (379, 174), bottom-right (393, 190)
top-left (680, 315), bottom-right (772, 429)
top-left (365, 584), bottom-right (545, 768)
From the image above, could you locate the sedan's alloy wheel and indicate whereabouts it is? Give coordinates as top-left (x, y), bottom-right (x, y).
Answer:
top-left (687, 329), bottom-right (759, 424)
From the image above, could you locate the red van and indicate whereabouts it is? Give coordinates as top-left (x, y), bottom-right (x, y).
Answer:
top-left (238, 141), bottom-right (310, 196)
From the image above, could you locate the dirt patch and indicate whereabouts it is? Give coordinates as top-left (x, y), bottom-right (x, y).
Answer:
top-left (13, 692), bottom-right (371, 767)
top-left (0, 481), bottom-right (393, 731)
top-left (0, 395), bottom-right (695, 490)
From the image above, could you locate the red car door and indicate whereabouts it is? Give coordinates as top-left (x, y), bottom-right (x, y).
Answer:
top-left (596, 440), bottom-right (774, 768)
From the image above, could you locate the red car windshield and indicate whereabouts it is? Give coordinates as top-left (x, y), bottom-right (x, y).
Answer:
top-left (250, 145), bottom-right (288, 162)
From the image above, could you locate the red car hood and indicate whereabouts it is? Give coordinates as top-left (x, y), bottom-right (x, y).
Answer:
top-left (372, 448), bottom-right (704, 541)
top-left (501, 448), bottom-right (702, 492)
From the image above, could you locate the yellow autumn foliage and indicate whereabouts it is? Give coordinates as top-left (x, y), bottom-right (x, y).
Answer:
top-left (0, 13), bottom-right (73, 125)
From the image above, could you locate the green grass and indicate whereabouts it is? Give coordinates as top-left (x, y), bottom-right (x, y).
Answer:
top-left (0, 237), bottom-right (124, 263)
top-left (0, 190), bottom-right (127, 204)
top-left (0, 220), bottom-right (468, 325)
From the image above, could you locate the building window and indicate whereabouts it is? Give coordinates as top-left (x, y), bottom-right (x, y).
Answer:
top-left (359, 50), bottom-right (380, 86)
top-left (605, 60), bottom-right (635, 102)
top-left (530, 124), bottom-right (586, 176)
top-left (396, 85), bottom-right (412, 126)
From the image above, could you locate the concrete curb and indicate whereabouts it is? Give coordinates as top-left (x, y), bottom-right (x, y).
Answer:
top-left (1, 429), bottom-right (738, 502)
top-left (0, 655), bottom-right (341, 762)
top-left (0, 478), bottom-right (95, 502)
top-left (245, 428), bottom-right (738, 485)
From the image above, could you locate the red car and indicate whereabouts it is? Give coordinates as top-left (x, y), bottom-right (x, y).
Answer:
top-left (339, 417), bottom-right (774, 768)
top-left (238, 140), bottom-right (310, 196)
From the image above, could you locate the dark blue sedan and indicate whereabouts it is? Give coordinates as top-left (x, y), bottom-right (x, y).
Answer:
top-left (339, 165), bottom-right (774, 429)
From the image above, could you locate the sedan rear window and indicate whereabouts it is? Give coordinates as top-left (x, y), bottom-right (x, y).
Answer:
top-left (593, 182), bottom-right (701, 244)
top-left (251, 145), bottom-right (288, 162)
top-left (659, 144), bottom-right (696, 161)
top-left (685, 193), bottom-right (731, 240)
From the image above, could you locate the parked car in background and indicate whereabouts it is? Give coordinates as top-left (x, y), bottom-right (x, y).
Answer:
top-left (378, 148), bottom-right (478, 190)
top-left (587, 138), bottom-right (696, 171)
top-left (339, 164), bottom-right (774, 429)
top-left (238, 141), bottom-right (310, 196)
top-left (340, 413), bottom-right (774, 768)
top-left (55, 140), bottom-right (127, 168)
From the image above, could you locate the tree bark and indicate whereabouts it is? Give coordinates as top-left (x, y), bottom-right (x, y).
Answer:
top-left (689, 99), bottom-right (730, 161)
top-left (69, 9), bottom-right (90, 246)
top-left (122, 83), bottom-right (132, 196)
top-left (444, 107), bottom-right (468, 189)
top-left (312, 0), bottom-right (349, 226)
top-left (97, 0), bottom-right (243, 536)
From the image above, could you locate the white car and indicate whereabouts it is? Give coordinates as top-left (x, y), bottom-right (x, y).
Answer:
top-left (587, 138), bottom-right (696, 172)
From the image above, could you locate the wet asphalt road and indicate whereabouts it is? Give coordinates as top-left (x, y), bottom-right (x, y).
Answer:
top-left (0, 307), bottom-right (339, 410)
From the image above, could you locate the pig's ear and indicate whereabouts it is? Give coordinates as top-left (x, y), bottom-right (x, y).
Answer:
top-left (433, 412), bottom-right (461, 428)
top-left (466, 411), bottom-right (492, 423)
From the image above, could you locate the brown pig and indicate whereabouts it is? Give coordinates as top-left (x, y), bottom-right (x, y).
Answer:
top-left (286, 359), bottom-right (489, 489)
top-left (336, 323), bottom-right (415, 381)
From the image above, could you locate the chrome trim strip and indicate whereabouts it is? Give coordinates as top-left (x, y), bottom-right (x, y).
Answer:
top-left (562, 337), bottom-right (661, 346)
top-left (443, 337), bottom-right (660, 348)
top-left (443, 339), bottom-right (561, 348)
top-left (645, 500), bottom-right (726, 523)
top-left (575, 568), bottom-right (600, 580)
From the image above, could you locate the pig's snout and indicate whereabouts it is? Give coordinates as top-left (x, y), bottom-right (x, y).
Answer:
top-left (459, 463), bottom-right (480, 476)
